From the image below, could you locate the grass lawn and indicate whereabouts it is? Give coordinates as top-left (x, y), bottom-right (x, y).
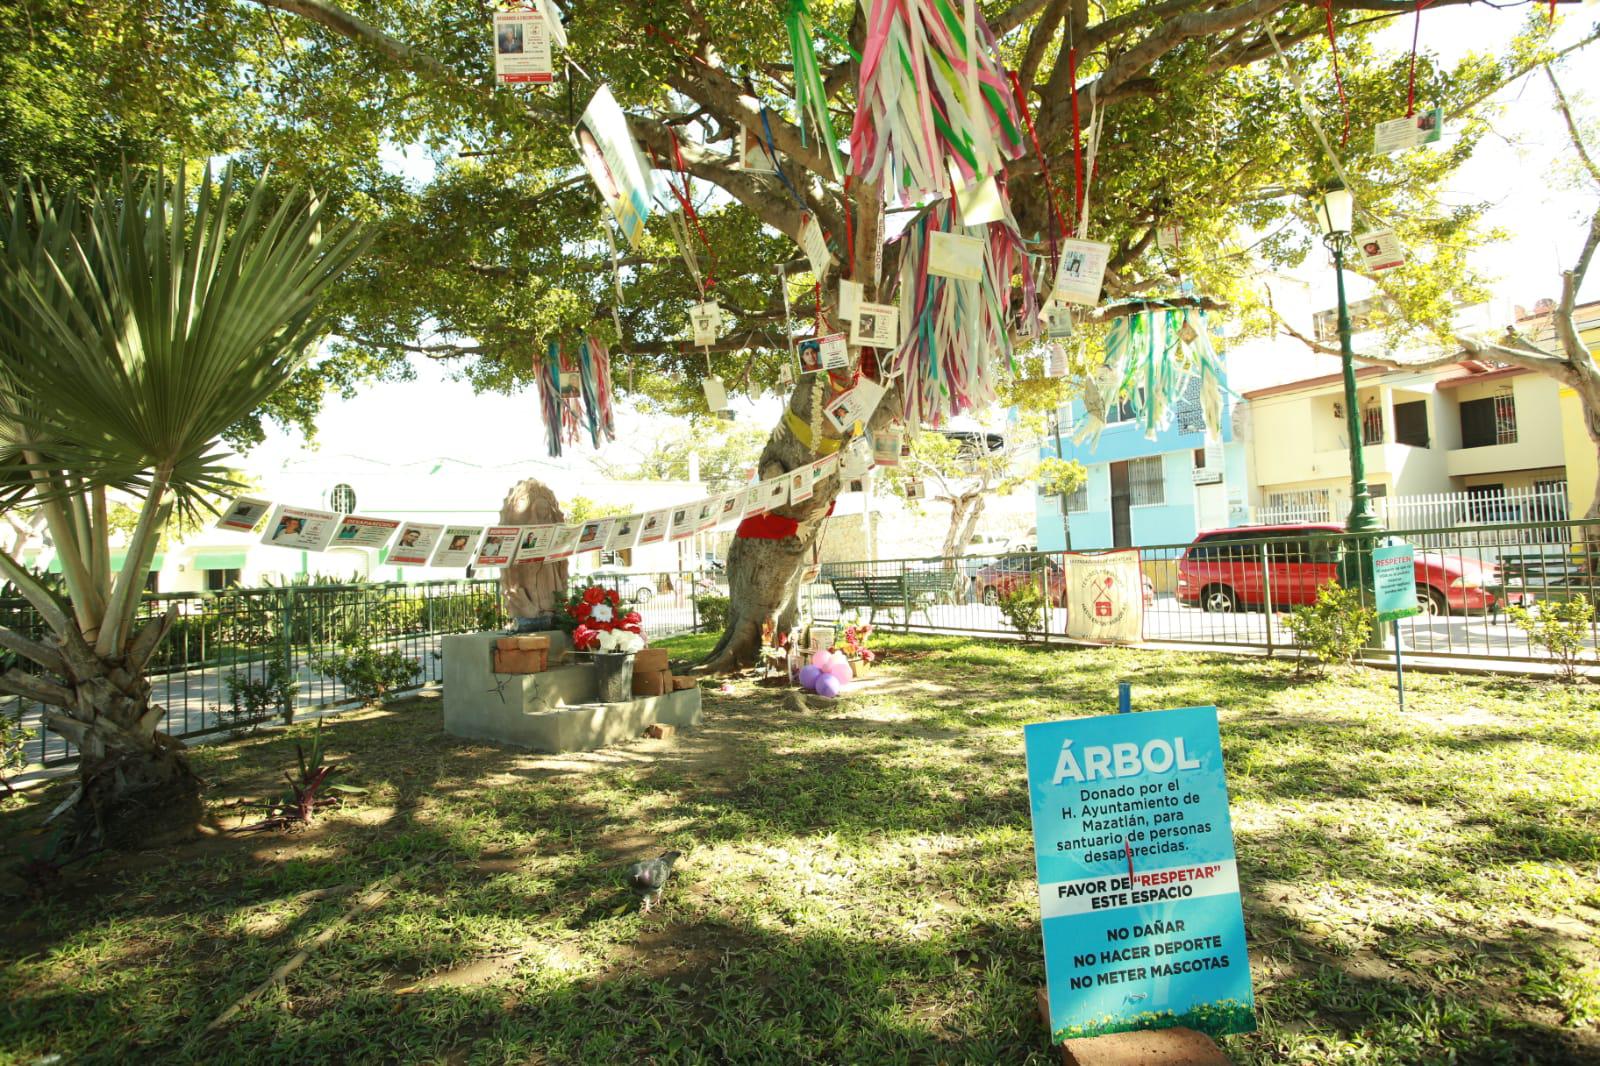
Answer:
top-left (2, 635), bottom-right (1598, 1064)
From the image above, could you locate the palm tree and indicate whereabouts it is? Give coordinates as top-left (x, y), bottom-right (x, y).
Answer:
top-left (0, 166), bottom-right (368, 846)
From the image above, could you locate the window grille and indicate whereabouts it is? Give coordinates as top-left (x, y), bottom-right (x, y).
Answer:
top-left (1128, 457), bottom-right (1164, 506)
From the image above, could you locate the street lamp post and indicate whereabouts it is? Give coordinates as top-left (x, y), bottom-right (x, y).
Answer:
top-left (1316, 184), bottom-right (1384, 593)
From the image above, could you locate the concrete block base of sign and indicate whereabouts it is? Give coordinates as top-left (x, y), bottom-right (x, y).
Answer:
top-left (1036, 989), bottom-right (1232, 1066)
top-left (442, 632), bottom-right (701, 753)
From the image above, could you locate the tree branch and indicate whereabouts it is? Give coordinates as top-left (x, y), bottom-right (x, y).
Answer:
top-left (0, 626), bottom-right (66, 675)
top-left (0, 668), bottom-right (73, 709)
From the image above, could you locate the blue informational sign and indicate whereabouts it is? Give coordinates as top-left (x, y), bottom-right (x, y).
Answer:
top-left (1372, 543), bottom-right (1420, 623)
top-left (1024, 706), bottom-right (1255, 1043)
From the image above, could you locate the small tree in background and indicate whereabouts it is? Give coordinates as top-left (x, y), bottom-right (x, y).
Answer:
top-left (1285, 585), bottom-right (1376, 677)
top-left (0, 166), bottom-right (368, 847)
top-left (1507, 599), bottom-right (1595, 683)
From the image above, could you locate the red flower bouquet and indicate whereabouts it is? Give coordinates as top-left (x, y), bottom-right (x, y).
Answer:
top-left (566, 585), bottom-right (645, 652)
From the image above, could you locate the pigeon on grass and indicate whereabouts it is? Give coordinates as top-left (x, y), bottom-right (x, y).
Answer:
top-left (626, 850), bottom-right (682, 913)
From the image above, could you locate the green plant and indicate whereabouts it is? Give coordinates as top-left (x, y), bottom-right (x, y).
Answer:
top-left (313, 640), bottom-right (421, 705)
top-left (693, 593), bottom-right (730, 632)
top-left (223, 654), bottom-right (299, 733)
top-left (1, 714), bottom-right (31, 795)
top-left (997, 583), bottom-right (1046, 641)
top-left (1284, 583), bottom-right (1375, 676)
top-left (1508, 597), bottom-right (1594, 682)
top-left (249, 720), bottom-right (365, 829)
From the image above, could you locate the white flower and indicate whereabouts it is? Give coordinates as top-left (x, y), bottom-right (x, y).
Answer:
top-left (615, 631), bottom-right (645, 653)
top-left (590, 602), bottom-right (615, 624)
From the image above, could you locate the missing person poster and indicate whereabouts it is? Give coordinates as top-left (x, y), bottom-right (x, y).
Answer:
top-left (573, 85), bottom-right (655, 249)
top-left (788, 463), bottom-right (815, 504)
top-left (606, 513), bottom-right (643, 552)
top-left (261, 505), bottom-right (340, 552)
top-left (545, 524), bottom-right (582, 561)
top-left (430, 526), bottom-right (484, 568)
top-left (872, 430), bottom-right (902, 467)
top-left (719, 490), bottom-right (747, 525)
top-left (475, 526), bottom-right (520, 567)
top-left (1373, 108), bottom-right (1442, 154)
top-left (331, 515), bottom-right (401, 550)
top-left (850, 302), bottom-right (900, 349)
top-left (758, 477), bottom-right (790, 512)
top-left (576, 517), bottom-right (617, 554)
top-left (637, 508), bottom-right (671, 545)
top-left (493, 7), bottom-right (553, 85)
top-left (694, 495), bottom-right (721, 533)
top-left (512, 525), bottom-right (555, 564)
top-left (668, 503), bottom-right (698, 541)
top-left (217, 497), bottom-right (272, 533)
top-left (823, 378), bottom-right (887, 432)
top-left (1024, 706), bottom-right (1255, 1045)
top-left (1051, 239), bottom-right (1111, 306)
top-left (1355, 229), bottom-right (1405, 272)
top-left (389, 523), bottom-right (444, 567)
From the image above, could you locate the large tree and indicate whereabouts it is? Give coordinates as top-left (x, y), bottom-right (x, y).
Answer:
top-left (12, 0), bottom-right (1588, 666)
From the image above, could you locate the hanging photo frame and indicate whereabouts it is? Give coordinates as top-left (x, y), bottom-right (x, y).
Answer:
top-left (690, 300), bottom-right (720, 347)
top-left (850, 302), bottom-right (900, 348)
top-left (1051, 239), bottom-right (1111, 306)
top-left (738, 123), bottom-right (777, 173)
top-left (872, 430), bottom-right (902, 467)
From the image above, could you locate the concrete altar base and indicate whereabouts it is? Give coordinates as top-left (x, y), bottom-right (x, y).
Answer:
top-left (442, 632), bottom-right (701, 753)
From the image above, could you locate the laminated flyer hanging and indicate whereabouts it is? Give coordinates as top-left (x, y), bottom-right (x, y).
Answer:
top-left (758, 477), bottom-right (791, 511)
top-left (1373, 108), bottom-right (1442, 154)
top-left (575, 517), bottom-right (617, 553)
top-left (430, 526), bottom-right (485, 568)
top-left (475, 526), bottom-right (520, 567)
top-left (838, 279), bottom-right (863, 323)
top-left (1355, 229), bottom-right (1405, 272)
top-left (545, 524), bottom-right (583, 560)
top-left (493, 7), bottom-right (553, 85)
top-left (871, 430), bottom-right (902, 467)
top-left (703, 374), bottom-right (729, 412)
top-left (800, 213), bottom-right (832, 280)
top-left (928, 231), bottom-right (985, 283)
top-left (573, 85), bottom-right (655, 249)
top-left (668, 503), bottom-right (698, 541)
top-left (824, 377), bottom-right (887, 432)
top-left (798, 333), bottom-right (849, 373)
top-left (260, 505), bottom-right (340, 552)
top-left (1051, 239), bottom-right (1111, 306)
top-left (331, 515), bottom-right (401, 550)
top-left (954, 173), bottom-right (1006, 227)
top-left (850, 302), bottom-right (900, 348)
top-left (1046, 343), bottom-right (1069, 378)
top-left (738, 123), bottom-right (777, 173)
top-left (694, 496), bottom-right (721, 534)
top-left (1044, 303), bottom-right (1074, 340)
top-left (388, 522), bottom-right (444, 567)
top-left (690, 300), bottom-right (720, 347)
top-left (719, 490), bottom-right (748, 525)
top-left (216, 497), bottom-right (271, 533)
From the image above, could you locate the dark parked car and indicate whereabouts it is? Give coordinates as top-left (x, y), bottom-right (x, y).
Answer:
top-left (1175, 523), bottom-right (1508, 616)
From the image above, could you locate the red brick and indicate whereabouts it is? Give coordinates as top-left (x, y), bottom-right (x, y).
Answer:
top-left (644, 724), bottom-right (675, 739)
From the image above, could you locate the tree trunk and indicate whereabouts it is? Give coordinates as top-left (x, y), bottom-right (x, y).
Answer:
top-left (940, 495), bottom-right (975, 560)
top-left (2, 612), bottom-right (200, 850)
top-left (701, 376), bottom-right (845, 672)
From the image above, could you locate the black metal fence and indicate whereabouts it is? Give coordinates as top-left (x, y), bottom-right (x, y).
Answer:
top-left (5, 569), bottom-right (724, 769)
top-left (803, 518), bottom-right (1600, 663)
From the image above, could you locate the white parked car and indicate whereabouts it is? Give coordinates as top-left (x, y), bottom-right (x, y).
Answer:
top-left (585, 569), bottom-right (658, 604)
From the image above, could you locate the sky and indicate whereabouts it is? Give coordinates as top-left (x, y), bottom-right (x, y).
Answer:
top-left (240, 5), bottom-right (1600, 488)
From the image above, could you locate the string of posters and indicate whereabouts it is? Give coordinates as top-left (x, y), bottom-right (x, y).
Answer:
top-left (209, 436), bottom-right (894, 571)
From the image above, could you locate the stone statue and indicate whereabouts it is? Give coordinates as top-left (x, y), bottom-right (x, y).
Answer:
top-left (499, 478), bottom-right (568, 630)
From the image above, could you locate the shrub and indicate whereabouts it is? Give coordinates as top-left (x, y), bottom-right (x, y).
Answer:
top-left (1507, 597), bottom-right (1594, 682)
top-left (1284, 583), bottom-right (1374, 676)
top-left (2, 714), bottom-right (32, 795)
top-left (313, 640), bottom-right (421, 704)
top-left (224, 654), bottom-right (300, 733)
top-left (693, 593), bottom-right (730, 632)
top-left (998, 583), bottom-right (1046, 641)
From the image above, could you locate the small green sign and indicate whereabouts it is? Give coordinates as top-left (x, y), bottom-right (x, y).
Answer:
top-left (1372, 544), bottom-right (1420, 623)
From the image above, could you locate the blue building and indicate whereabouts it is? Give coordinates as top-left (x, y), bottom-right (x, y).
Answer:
top-left (1036, 375), bottom-right (1249, 551)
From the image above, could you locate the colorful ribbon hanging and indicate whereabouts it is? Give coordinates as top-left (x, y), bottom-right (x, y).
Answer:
top-left (882, 190), bottom-right (1036, 430)
top-left (785, 0), bottom-right (847, 181)
top-left (1405, 0), bottom-right (1436, 117)
top-left (850, 0), bottom-right (1025, 204)
top-left (1075, 306), bottom-right (1229, 445)
top-left (577, 335), bottom-right (616, 448)
top-left (1323, 0), bottom-right (1352, 147)
top-left (536, 341), bottom-right (566, 458)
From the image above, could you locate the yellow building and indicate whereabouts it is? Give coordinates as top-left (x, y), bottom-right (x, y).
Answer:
top-left (1554, 300), bottom-right (1600, 517)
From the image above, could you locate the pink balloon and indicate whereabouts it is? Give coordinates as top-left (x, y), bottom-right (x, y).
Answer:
top-left (815, 673), bottom-right (842, 698)
top-left (797, 664), bottom-right (821, 690)
top-left (811, 649), bottom-right (831, 669)
top-left (828, 661), bottom-right (852, 684)
top-left (829, 651), bottom-right (849, 670)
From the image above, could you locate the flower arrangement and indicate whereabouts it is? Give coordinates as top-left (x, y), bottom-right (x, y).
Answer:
top-left (566, 585), bottom-right (645, 653)
top-left (837, 621), bottom-right (876, 663)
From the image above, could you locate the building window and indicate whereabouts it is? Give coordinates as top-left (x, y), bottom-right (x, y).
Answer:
top-left (1393, 400), bottom-right (1430, 447)
top-left (1107, 389), bottom-right (1144, 425)
top-left (1262, 489), bottom-right (1333, 522)
top-left (1128, 456), bottom-right (1164, 506)
top-left (1064, 479), bottom-right (1090, 513)
top-left (1193, 448), bottom-right (1207, 468)
top-left (206, 568), bottom-right (241, 591)
top-left (1361, 405), bottom-right (1385, 444)
top-left (1460, 394), bottom-right (1516, 448)
top-left (328, 483), bottom-right (358, 513)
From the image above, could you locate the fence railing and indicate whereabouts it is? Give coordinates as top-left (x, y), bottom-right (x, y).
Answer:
top-left (5, 569), bottom-right (723, 768)
top-left (802, 518), bottom-right (1599, 664)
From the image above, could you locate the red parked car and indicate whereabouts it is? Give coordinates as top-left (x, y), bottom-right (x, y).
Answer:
top-left (975, 554), bottom-right (1156, 609)
top-left (1175, 523), bottom-right (1505, 616)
